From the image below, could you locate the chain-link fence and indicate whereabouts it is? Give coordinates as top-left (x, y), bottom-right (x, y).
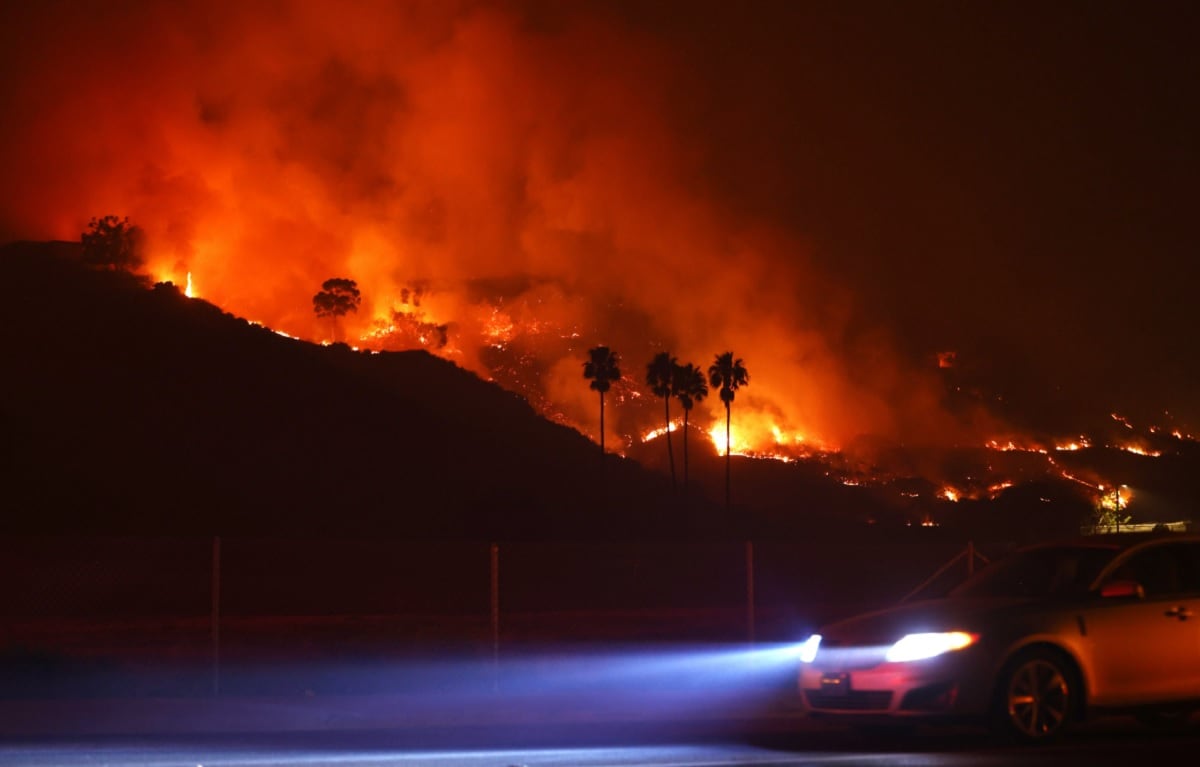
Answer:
top-left (1, 535), bottom-right (993, 698)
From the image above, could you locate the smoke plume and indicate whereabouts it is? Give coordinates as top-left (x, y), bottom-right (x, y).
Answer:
top-left (0, 0), bottom-right (998, 454)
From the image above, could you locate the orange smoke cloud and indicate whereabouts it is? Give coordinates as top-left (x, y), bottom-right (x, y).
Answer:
top-left (0, 0), bottom-right (999, 454)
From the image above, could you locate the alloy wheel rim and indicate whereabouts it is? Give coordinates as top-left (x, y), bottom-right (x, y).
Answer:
top-left (1007, 659), bottom-right (1070, 738)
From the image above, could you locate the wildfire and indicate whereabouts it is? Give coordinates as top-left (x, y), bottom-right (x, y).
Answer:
top-left (977, 430), bottom-right (1170, 510)
top-left (642, 422), bottom-right (679, 442)
top-left (709, 423), bottom-right (752, 457)
top-left (987, 481), bottom-right (1014, 497)
top-left (128, 241), bottom-right (1186, 513)
top-left (986, 439), bottom-right (1049, 454)
top-left (1111, 413), bottom-right (1135, 430)
top-left (1149, 424), bottom-right (1197, 443)
top-left (1054, 437), bottom-right (1091, 452)
top-left (697, 414), bottom-right (824, 463)
top-left (1051, 461), bottom-right (1104, 492)
top-left (1098, 485), bottom-right (1134, 511)
top-left (9, 0), bottom-right (1193, 522)
top-left (10, 0), bottom-right (1061, 484)
top-left (482, 307), bottom-right (515, 347)
top-left (1117, 443), bottom-right (1162, 457)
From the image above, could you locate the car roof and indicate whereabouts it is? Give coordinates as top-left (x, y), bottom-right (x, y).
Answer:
top-left (1025, 531), bottom-right (1200, 553)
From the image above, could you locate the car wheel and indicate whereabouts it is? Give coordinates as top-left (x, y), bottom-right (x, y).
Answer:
top-left (993, 649), bottom-right (1075, 742)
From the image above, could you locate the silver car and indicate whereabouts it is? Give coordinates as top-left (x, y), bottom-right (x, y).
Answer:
top-left (797, 533), bottom-right (1200, 740)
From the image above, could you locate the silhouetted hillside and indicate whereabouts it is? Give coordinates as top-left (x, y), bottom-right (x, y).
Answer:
top-left (5, 241), bottom-right (1193, 542)
top-left (0, 242), bottom-right (725, 538)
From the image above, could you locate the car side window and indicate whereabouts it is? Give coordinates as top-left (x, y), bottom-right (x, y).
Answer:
top-left (1172, 543), bottom-right (1200, 594)
top-left (1108, 547), bottom-right (1200, 600)
top-left (1111, 546), bottom-right (1184, 598)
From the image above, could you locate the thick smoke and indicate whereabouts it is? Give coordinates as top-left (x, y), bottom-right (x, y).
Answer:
top-left (0, 0), bottom-right (998, 453)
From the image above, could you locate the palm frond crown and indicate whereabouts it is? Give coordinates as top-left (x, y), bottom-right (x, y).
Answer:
top-left (583, 345), bottom-right (621, 393)
top-left (645, 352), bottom-right (678, 398)
top-left (708, 351), bottom-right (748, 405)
top-left (673, 362), bottom-right (708, 411)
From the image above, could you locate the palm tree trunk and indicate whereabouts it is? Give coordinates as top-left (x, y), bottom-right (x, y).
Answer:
top-left (664, 396), bottom-right (676, 491)
top-left (599, 391), bottom-right (606, 454)
top-left (725, 404), bottom-right (732, 510)
top-left (682, 410), bottom-right (690, 492)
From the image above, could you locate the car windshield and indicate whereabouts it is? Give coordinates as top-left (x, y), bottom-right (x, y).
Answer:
top-left (950, 545), bottom-right (1121, 599)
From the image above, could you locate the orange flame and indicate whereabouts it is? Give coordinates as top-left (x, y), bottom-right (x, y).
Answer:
top-left (1054, 437), bottom-right (1090, 452)
top-left (3, 0), bottom-right (1191, 500)
top-left (642, 422), bottom-right (679, 442)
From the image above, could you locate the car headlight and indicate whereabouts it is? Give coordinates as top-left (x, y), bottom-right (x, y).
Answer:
top-left (797, 634), bottom-right (822, 663)
top-left (885, 631), bottom-right (978, 663)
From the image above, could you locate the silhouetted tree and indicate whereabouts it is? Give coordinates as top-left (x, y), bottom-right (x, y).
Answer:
top-left (673, 362), bottom-right (708, 493)
top-left (708, 351), bottom-right (749, 510)
top-left (646, 352), bottom-right (679, 490)
top-left (81, 215), bottom-right (143, 271)
top-left (312, 278), bottom-right (361, 342)
top-left (583, 345), bottom-right (621, 454)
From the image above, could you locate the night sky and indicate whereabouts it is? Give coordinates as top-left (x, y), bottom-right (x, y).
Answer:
top-left (1, 0), bottom-right (1196, 443)
top-left (618, 0), bottom-right (1199, 422)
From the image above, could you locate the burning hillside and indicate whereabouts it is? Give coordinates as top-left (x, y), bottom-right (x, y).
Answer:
top-left (0, 2), bottom-right (991, 446)
top-left (1, 2), bottom-right (1197, 530)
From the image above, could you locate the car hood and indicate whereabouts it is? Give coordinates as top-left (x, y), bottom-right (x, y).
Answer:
top-left (817, 597), bottom-right (1033, 645)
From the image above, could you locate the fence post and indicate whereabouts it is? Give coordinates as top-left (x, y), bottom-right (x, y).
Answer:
top-left (490, 542), bottom-right (500, 690)
top-left (211, 535), bottom-right (221, 696)
top-left (745, 540), bottom-right (756, 645)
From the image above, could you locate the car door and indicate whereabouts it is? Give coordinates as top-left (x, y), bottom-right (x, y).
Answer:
top-left (1079, 542), bottom-right (1200, 706)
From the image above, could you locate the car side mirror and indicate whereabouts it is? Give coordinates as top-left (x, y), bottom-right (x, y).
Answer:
top-left (1100, 579), bottom-right (1145, 599)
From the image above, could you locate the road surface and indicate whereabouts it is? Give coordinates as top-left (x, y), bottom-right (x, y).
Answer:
top-left (3, 720), bottom-right (1199, 767)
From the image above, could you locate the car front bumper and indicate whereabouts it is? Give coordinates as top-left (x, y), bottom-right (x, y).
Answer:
top-left (798, 650), bottom-right (994, 720)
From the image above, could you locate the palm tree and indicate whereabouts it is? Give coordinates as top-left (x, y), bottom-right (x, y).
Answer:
top-left (582, 346), bottom-right (622, 454)
top-left (708, 351), bottom-right (749, 510)
top-left (672, 362), bottom-right (708, 493)
top-left (646, 352), bottom-right (679, 490)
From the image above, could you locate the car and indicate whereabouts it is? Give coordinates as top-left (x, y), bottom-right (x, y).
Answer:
top-left (796, 532), bottom-right (1200, 741)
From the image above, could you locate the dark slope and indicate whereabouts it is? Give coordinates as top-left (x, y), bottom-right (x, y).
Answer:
top-left (0, 242), bottom-right (714, 538)
top-left (5, 241), bottom-right (1192, 542)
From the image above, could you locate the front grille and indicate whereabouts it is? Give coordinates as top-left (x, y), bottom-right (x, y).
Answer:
top-left (813, 646), bottom-right (889, 670)
top-left (805, 689), bottom-right (894, 711)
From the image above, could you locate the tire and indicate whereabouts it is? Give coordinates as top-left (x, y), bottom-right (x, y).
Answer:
top-left (992, 648), bottom-right (1076, 743)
